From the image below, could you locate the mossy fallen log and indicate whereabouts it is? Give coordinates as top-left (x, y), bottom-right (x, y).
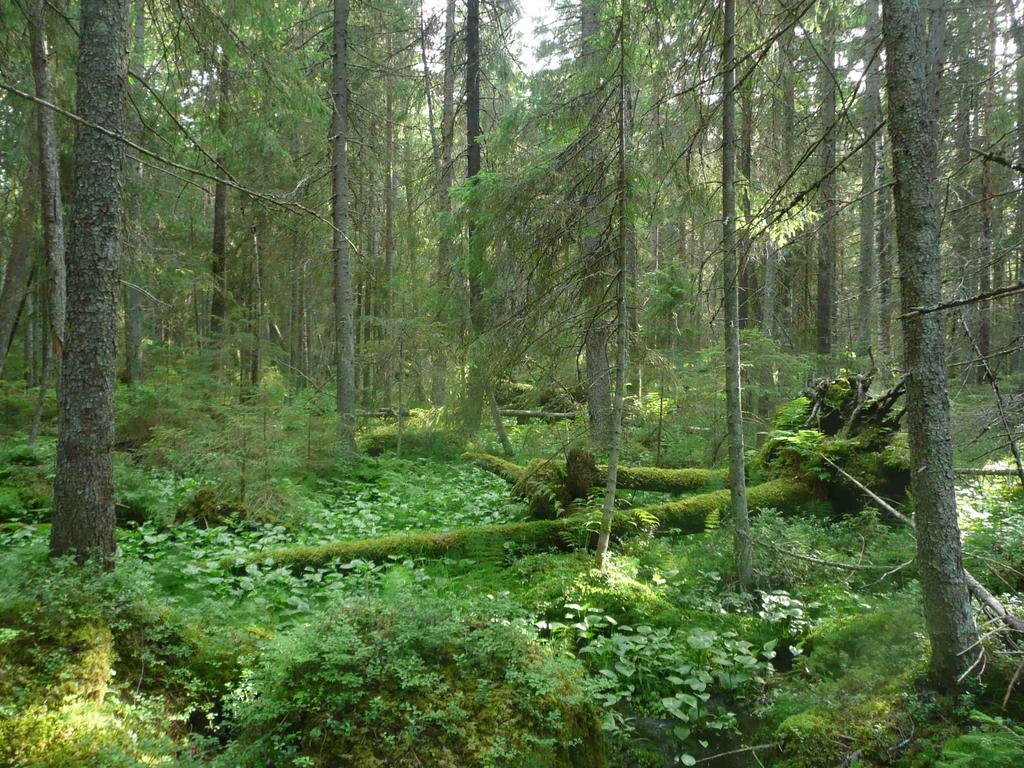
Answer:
top-left (602, 465), bottom-right (727, 493)
top-left (235, 518), bottom-right (576, 570)
top-left (230, 477), bottom-right (822, 570)
top-left (464, 451), bottom-right (525, 483)
top-left (464, 452), bottom-right (727, 495)
top-left (637, 477), bottom-right (821, 533)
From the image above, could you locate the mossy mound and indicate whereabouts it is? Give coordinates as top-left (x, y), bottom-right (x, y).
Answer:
top-left (770, 592), bottom-right (928, 767)
top-left (217, 594), bottom-right (604, 768)
top-left (0, 439), bottom-right (53, 524)
top-left (510, 552), bottom-right (675, 626)
top-left (0, 697), bottom-right (189, 768)
top-left (176, 486), bottom-right (299, 529)
top-left (360, 422), bottom-right (464, 458)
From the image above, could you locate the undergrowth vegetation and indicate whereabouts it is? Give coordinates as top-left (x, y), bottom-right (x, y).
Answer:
top-left (1, 373), bottom-right (1022, 767)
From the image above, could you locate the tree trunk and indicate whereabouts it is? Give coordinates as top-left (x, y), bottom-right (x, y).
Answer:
top-left (738, 76), bottom-right (757, 329)
top-left (975, 7), bottom-right (996, 383)
top-left (816, 7), bottom-right (838, 358)
top-left (882, 0), bottom-right (980, 688)
top-left (857, 0), bottom-right (881, 359)
top-left (51, 0), bottom-right (129, 563)
top-left (877, 144), bottom-right (895, 361)
top-left (0, 163), bottom-right (40, 378)
top-left (723, 0), bottom-right (752, 591)
top-left (594, 0), bottom-right (630, 570)
top-left (248, 219), bottom-right (262, 391)
top-left (209, 66), bottom-right (230, 337)
top-left (459, 0), bottom-right (486, 433)
top-left (333, 0), bottom-right (356, 451)
top-left (383, 30), bottom-right (396, 408)
top-left (778, 7), bottom-right (797, 351)
top-left (29, 0), bottom-right (66, 364)
top-left (122, 0), bottom-right (145, 385)
top-left (1013, 12), bottom-right (1024, 373)
top-left (581, 0), bottom-right (612, 448)
top-left (430, 0), bottom-right (457, 406)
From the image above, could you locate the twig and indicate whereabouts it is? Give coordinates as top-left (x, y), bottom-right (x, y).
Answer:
top-left (694, 742), bottom-right (781, 764)
top-left (819, 455), bottom-right (1024, 634)
top-left (957, 316), bottom-right (1024, 489)
top-left (897, 281), bottom-right (1024, 320)
top-left (755, 537), bottom-right (912, 572)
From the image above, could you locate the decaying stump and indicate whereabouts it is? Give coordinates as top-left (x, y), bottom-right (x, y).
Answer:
top-left (762, 373), bottom-right (910, 514)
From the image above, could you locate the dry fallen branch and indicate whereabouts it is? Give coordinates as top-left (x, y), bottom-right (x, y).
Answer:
top-left (819, 455), bottom-right (1024, 635)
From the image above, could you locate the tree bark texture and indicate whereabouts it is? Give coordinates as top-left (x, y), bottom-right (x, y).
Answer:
top-left (883, 0), bottom-right (980, 688)
top-left (51, 0), bottom-right (130, 562)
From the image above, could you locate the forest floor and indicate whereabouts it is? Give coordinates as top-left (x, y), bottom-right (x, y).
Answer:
top-left (1, 369), bottom-right (1023, 767)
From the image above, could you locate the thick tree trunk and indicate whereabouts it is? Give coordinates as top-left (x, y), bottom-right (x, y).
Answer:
top-left (0, 164), bottom-right (40, 378)
top-left (857, 0), bottom-right (881, 359)
top-left (51, 0), bottom-right (129, 562)
top-left (816, 8), bottom-right (838, 358)
top-left (883, 0), bottom-right (979, 688)
top-left (459, 0), bottom-right (486, 433)
top-left (333, 0), bottom-right (356, 450)
top-left (723, 0), bottom-right (752, 591)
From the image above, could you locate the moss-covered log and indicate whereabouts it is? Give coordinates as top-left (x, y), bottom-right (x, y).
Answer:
top-left (230, 477), bottom-right (822, 570)
top-left (603, 465), bottom-right (727, 493)
top-left (464, 451), bottom-right (525, 482)
top-left (638, 477), bottom-right (822, 533)
top-left (234, 518), bottom-right (576, 570)
top-left (465, 452), bottom-right (727, 495)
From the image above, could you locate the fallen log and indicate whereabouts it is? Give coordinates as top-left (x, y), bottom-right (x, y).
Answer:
top-left (605, 465), bottom-right (727, 493)
top-left (497, 409), bottom-right (577, 422)
top-left (464, 452), bottom-right (727, 495)
top-left (464, 451), bottom-right (525, 483)
top-left (227, 477), bottom-right (822, 571)
top-left (823, 455), bottom-right (1024, 635)
top-left (954, 468), bottom-right (1020, 478)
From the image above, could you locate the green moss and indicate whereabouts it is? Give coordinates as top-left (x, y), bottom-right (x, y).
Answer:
top-left (511, 552), bottom-right (674, 625)
top-left (360, 423), bottom-right (464, 458)
top-left (0, 697), bottom-right (192, 768)
top-left (769, 592), bottom-right (928, 767)
top-left (637, 478), bottom-right (823, 534)
top-left (62, 622), bottom-right (113, 702)
top-left (232, 517), bottom-right (580, 571)
top-left (601, 465), bottom-right (727, 493)
top-left (463, 451), bottom-right (525, 482)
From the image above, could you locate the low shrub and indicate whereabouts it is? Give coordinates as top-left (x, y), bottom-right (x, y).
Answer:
top-left (217, 592), bottom-right (605, 768)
